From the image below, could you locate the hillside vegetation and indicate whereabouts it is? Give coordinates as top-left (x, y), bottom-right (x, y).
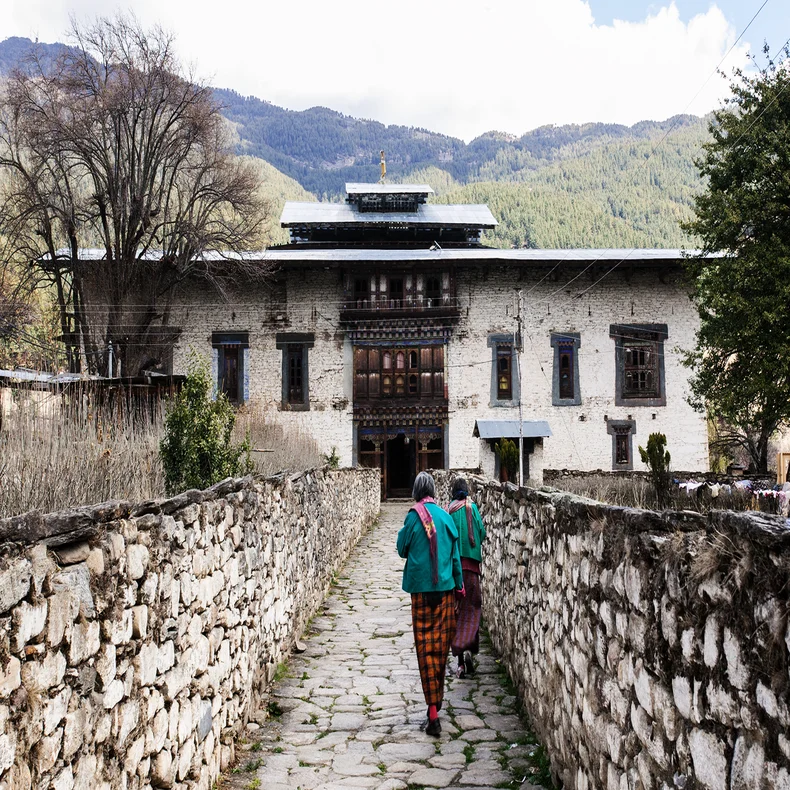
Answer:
top-left (218, 88), bottom-right (708, 248)
top-left (1, 36), bottom-right (710, 249)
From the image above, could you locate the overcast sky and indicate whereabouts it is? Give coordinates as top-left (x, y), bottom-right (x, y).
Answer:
top-left (3, 0), bottom-right (785, 141)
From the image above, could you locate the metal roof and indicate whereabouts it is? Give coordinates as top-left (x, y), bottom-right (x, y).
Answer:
top-left (260, 247), bottom-right (694, 263)
top-left (346, 183), bottom-right (434, 195)
top-left (0, 368), bottom-right (99, 384)
top-left (46, 247), bottom-right (704, 264)
top-left (474, 420), bottom-right (553, 439)
top-left (280, 202), bottom-right (498, 228)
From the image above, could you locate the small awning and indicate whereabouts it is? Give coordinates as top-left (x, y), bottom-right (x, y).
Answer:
top-left (473, 419), bottom-right (553, 440)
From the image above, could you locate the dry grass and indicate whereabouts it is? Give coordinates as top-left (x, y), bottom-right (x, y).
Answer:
top-left (550, 475), bottom-right (771, 513)
top-left (1, 389), bottom-right (326, 519)
top-left (0, 388), bottom-right (165, 518)
top-left (234, 405), bottom-right (324, 476)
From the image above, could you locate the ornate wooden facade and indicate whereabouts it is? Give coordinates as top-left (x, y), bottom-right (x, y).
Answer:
top-left (277, 183), bottom-right (495, 497)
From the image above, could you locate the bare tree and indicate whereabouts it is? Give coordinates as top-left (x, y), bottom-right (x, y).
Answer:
top-left (0, 15), bottom-right (269, 375)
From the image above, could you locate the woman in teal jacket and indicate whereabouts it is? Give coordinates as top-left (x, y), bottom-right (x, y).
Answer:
top-left (447, 476), bottom-right (486, 678)
top-left (397, 471), bottom-right (464, 736)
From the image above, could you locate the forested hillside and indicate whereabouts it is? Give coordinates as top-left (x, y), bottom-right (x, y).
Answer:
top-left (213, 90), bottom-right (710, 248)
top-left (431, 120), bottom-right (706, 248)
top-left (1, 36), bottom-right (710, 249)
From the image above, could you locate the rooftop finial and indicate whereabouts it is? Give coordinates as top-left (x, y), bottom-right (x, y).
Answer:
top-left (379, 150), bottom-right (386, 184)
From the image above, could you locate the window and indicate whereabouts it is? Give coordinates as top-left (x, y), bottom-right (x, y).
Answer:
top-left (221, 347), bottom-right (239, 401)
top-left (211, 332), bottom-right (249, 404)
top-left (607, 420), bottom-right (636, 470)
top-left (425, 276), bottom-right (441, 306)
top-left (287, 346), bottom-right (304, 404)
top-left (276, 333), bottom-right (314, 411)
top-left (488, 334), bottom-right (519, 406)
top-left (497, 347), bottom-right (512, 400)
top-left (559, 351), bottom-right (573, 398)
top-left (551, 332), bottom-right (581, 406)
top-left (610, 324), bottom-right (667, 407)
top-left (388, 278), bottom-right (404, 308)
top-left (353, 344), bottom-right (445, 401)
top-left (624, 343), bottom-right (658, 397)
top-left (354, 278), bottom-right (369, 308)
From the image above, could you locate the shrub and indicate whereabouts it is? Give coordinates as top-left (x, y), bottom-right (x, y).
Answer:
top-left (495, 438), bottom-right (520, 481)
top-left (638, 432), bottom-right (672, 509)
top-left (159, 354), bottom-right (253, 494)
top-left (322, 446), bottom-right (340, 469)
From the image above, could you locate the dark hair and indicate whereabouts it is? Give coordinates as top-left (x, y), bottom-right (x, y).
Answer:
top-left (451, 477), bottom-right (469, 499)
top-left (412, 471), bottom-right (435, 501)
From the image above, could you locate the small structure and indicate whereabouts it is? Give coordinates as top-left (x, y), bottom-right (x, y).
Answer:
top-left (473, 419), bottom-right (553, 482)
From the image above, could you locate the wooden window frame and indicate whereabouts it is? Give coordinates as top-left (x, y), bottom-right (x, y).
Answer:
top-left (488, 334), bottom-right (518, 406)
top-left (211, 332), bottom-right (249, 405)
top-left (550, 332), bottom-right (581, 406)
top-left (287, 345), bottom-right (304, 404)
top-left (607, 419), bottom-right (636, 470)
top-left (497, 346), bottom-right (513, 401)
top-left (353, 344), bottom-right (446, 402)
top-left (610, 324), bottom-right (667, 408)
top-left (276, 333), bottom-right (314, 411)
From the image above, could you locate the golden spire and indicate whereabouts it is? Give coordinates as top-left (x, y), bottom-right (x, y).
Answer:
top-left (379, 150), bottom-right (386, 183)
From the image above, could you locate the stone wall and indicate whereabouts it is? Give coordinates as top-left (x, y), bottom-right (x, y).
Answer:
top-left (0, 468), bottom-right (380, 790)
top-left (435, 471), bottom-right (790, 790)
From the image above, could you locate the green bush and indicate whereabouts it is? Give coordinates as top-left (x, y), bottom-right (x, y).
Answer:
top-left (638, 432), bottom-right (671, 509)
top-left (322, 446), bottom-right (340, 469)
top-left (495, 438), bottom-right (519, 480)
top-left (159, 353), bottom-right (253, 495)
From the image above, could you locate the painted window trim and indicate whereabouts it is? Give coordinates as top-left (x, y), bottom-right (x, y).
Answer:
top-left (609, 323), bottom-right (668, 407)
top-left (211, 331), bottom-right (249, 404)
top-left (607, 419), bottom-right (636, 471)
top-left (487, 333), bottom-right (520, 408)
top-left (276, 332), bottom-right (315, 411)
top-left (550, 332), bottom-right (581, 406)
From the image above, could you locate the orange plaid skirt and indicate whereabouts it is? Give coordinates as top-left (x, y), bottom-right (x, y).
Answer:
top-left (411, 591), bottom-right (457, 707)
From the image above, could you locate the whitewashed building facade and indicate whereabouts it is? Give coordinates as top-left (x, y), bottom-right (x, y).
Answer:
top-left (171, 183), bottom-right (709, 497)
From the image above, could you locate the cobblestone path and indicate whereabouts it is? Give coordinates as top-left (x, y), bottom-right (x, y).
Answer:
top-left (233, 502), bottom-right (547, 790)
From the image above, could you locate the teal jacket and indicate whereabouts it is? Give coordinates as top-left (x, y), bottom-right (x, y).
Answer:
top-left (449, 500), bottom-right (486, 563)
top-left (397, 502), bottom-right (463, 594)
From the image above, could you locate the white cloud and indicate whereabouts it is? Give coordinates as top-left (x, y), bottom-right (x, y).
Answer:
top-left (4, 0), bottom-right (750, 141)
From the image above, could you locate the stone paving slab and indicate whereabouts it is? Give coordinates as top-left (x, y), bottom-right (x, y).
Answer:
top-left (227, 502), bottom-right (552, 790)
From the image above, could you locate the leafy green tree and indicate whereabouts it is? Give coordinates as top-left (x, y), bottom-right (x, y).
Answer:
top-left (682, 49), bottom-right (790, 473)
top-left (639, 433), bottom-right (672, 509)
top-left (159, 354), bottom-right (253, 495)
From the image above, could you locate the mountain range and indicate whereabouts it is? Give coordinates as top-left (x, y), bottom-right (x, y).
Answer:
top-left (1, 36), bottom-right (711, 249)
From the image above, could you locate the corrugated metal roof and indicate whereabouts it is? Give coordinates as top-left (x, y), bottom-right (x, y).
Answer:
top-left (0, 368), bottom-right (99, 384)
top-left (346, 183), bottom-right (434, 195)
top-left (45, 247), bottom-right (709, 264)
top-left (474, 420), bottom-right (553, 439)
top-left (280, 202), bottom-right (498, 228)
top-left (259, 247), bottom-right (694, 263)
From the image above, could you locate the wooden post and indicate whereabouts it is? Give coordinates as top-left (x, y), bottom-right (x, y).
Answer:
top-left (382, 421), bottom-right (388, 501)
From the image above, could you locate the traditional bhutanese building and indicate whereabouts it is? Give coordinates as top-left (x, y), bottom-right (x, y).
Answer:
top-left (169, 182), bottom-right (709, 498)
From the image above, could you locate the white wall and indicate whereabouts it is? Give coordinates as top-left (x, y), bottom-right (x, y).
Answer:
top-left (171, 271), bottom-right (354, 466)
top-left (172, 261), bottom-right (709, 475)
top-left (447, 264), bottom-right (708, 473)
